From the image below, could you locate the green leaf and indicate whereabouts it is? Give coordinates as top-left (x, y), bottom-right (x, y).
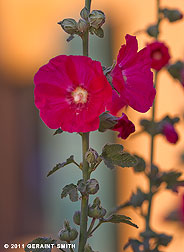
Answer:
top-left (93, 27), bottom-right (104, 38)
top-left (53, 128), bottom-right (63, 135)
top-left (61, 184), bottom-right (78, 202)
top-left (98, 112), bottom-right (118, 132)
top-left (133, 155), bottom-right (146, 173)
top-left (167, 61), bottom-right (184, 83)
top-left (103, 214), bottom-right (138, 228)
top-left (25, 237), bottom-right (56, 252)
top-left (129, 188), bottom-right (148, 208)
top-left (84, 244), bottom-right (98, 252)
top-left (101, 144), bottom-right (137, 169)
top-left (47, 155), bottom-right (75, 177)
top-left (124, 239), bottom-right (142, 251)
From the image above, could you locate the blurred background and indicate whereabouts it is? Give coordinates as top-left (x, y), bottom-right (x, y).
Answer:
top-left (0, 0), bottom-right (184, 251)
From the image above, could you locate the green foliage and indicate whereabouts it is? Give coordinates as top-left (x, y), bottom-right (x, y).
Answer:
top-left (167, 61), bottom-right (184, 83)
top-left (124, 239), bottom-right (142, 252)
top-left (25, 237), bottom-right (56, 252)
top-left (146, 24), bottom-right (159, 38)
top-left (161, 8), bottom-right (183, 22)
top-left (47, 155), bottom-right (75, 177)
top-left (129, 188), bottom-right (148, 208)
top-left (61, 184), bottom-right (78, 202)
top-left (84, 244), bottom-right (98, 252)
top-left (98, 112), bottom-right (117, 132)
top-left (133, 155), bottom-right (146, 173)
top-left (101, 144), bottom-right (137, 169)
top-left (102, 214), bottom-right (138, 228)
top-left (53, 128), bottom-right (63, 135)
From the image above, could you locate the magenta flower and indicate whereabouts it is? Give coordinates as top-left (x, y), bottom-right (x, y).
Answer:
top-left (162, 123), bottom-right (179, 144)
top-left (34, 55), bottom-right (112, 133)
top-left (147, 41), bottom-right (170, 71)
top-left (108, 34), bottom-right (156, 115)
top-left (112, 113), bottom-right (135, 139)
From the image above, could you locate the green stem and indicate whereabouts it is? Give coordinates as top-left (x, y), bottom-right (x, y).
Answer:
top-left (87, 218), bottom-right (96, 237)
top-left (78, 1), bottom-right (92, 251)
top-left (89, 221), bottom-right (102, 236)
top-left (78, 133), bottom-right (90, 252)
top-left (145, 0), bottom-right (160, 235)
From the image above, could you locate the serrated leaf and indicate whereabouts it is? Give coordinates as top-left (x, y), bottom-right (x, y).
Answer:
top-left (133, 155), bottom-right (146, 173)
top-left (61, 184), bottom-right (78, 202)
top-left (47, 155), bottom-right (75, 177)
top-left (103, 214), bottom-right (138, 228)
top-left (101, 144), bottom-right (137, 169)
top-left (25, 237), bottom-right (56, 252)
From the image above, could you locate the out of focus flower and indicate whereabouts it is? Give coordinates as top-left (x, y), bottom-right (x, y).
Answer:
top-left (108, 34), bottom-right (155, 115)
top-left (34, 55), bottom-right (112, 133)
top-left (112, 113), bottom-right (135, 139)
top-left (162, 123), bottom-right (179, 144)
top-left (147, 41), bottom-right (170, 71)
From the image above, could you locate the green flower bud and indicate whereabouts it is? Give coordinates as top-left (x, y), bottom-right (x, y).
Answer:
top-left (85, 148), bottom-right (99, 164)
top-left (146, 25), bottom-right (159, 38)
top-left (88, 205), bottom-right (106, 219)
top-left (78, 19), bottom-right (89, 33)
top-left (86, 179), bottom-right (99, 195)
top-left (88, 197), bottom-right (106, 219)
top-left (58, 18), bottom-right (78, 35)
top-left (89, 10), bottom-right (105, 29)
top-left (58, 220), bottom-right (78, 241)
top-left (162, 8), bottom-right (183, 22)
top-left (73, 211), bottom-right (81, 225)
top-left (80, 7), bottom-right (90, 21)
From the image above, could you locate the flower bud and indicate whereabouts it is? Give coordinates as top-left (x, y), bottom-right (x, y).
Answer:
top-left (86, 179), bottom-right (99, 195)
top-left (162, 8), bottom-right (183, 22)
top-left (58, 220), bottom-right (78, 241)
top-left (89, 10), bottom-right (105, 29)
top-left (58, 18), bottom-right (78, 35)
top-left (88, 205), bottom-right (106, 219)
top-left (85, 148), bottom-right (99, 164)
top-left (146, 25), bottom-right (159, 38)
top-left (88, 197), bottom-right (106, 219)
top-left (80, 7), bottom-right (90, 21)
top-left (78, 19), bottom-right (89, 33)
top-left (73, 211), bottom-right (81, 225)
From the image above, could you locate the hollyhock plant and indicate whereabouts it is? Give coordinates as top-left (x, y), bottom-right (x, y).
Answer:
top-left (162, 123), bottom-right (179, 144)
top-left (108, 34), bottom-right (156, 115)
top-left (34, 55), bottom-right (112, 133)
top-left (112, 113), bottom-right (135, 139)
top-left (147, 41), bottom-right (170, 71)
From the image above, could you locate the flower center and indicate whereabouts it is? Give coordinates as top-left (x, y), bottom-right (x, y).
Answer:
top-left (71, 86), bottom-right (88, 104)
top-left (152, 50), bottom-right (162, 60)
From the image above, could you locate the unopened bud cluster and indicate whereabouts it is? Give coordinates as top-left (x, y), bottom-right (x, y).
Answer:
top-left (58, 220), bottom-right (78, 242)
top-left (88, 197), bottom-right (106, 219)
top-left (77, 178), bottom-right (99, 195)
top-left (58, 8), bottom-right (105, 38)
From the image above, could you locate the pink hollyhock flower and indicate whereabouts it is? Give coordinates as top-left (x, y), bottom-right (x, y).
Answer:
top-left (147, 41), bottom-right (170, 71)
top-left (34, 55), bottom-right (112, 133)
top-left (162, 123), bottom-right (179, 144)
top-left (108, 34), bottom-right (156, 115)
top-left (112, 113), bottom-right (135, 139)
